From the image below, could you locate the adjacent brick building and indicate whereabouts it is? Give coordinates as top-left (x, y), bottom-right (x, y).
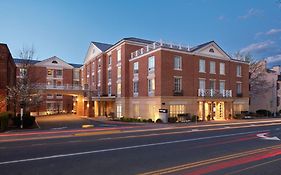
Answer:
top-left (14, 56), bottom-right (82, 115)
top-left (0, 43), bottom-right (16, 112)
top-left (82, 38), bottom-right (249, 120)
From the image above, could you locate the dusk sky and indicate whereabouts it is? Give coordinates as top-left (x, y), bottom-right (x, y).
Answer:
top-left (1, 0), bottom-right (281, 65)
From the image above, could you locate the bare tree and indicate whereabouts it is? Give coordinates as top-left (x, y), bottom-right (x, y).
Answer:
top-left (6, 47), bottom-right (43, 115)
top-left (234, 52), bottom-right (272, 97)
top-left (0, 95), bottom-right (6, 111)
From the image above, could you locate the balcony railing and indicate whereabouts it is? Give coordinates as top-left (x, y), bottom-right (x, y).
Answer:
top-left (198, 89), bottom-right (232, 98)
top-left (35, 83), bottom-right (88, 91)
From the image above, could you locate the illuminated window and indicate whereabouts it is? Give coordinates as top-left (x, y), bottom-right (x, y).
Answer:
top-left (117, 83), bottom-right (121, 96)
top-left (47, 69), bottom-right (53, 76)
top-left (169, 105), bottom-right (185, 117)
top-left (117, 66), bottom-right (121, 79)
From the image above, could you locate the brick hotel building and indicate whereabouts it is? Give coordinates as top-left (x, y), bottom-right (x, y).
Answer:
top-left (81, 38), bottom-right (249, 121)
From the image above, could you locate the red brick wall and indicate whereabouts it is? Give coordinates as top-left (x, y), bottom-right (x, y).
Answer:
top-left (0, 44), bottom-right (16, 112)
top-left (129, 48), bottom-right (249, 98)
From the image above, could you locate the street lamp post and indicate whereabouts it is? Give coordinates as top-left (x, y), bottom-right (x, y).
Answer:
top-left (20, 101), bottom-right (24, 129)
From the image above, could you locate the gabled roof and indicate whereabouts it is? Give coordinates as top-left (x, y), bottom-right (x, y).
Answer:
top-left (14, 58), bottom-right (40, 64)
top-left (91, 41), bottom-right (112, 52)
top-left (70, 63), bottom-right (83, 68)
top-left (190, 40), bottom-right (232, 60)
top-left (14, 57), bottom-right (82, 68)
top-left (123, 37), bottom-right (154, 45)
top-left (190, 41), bottom-right (214, 52)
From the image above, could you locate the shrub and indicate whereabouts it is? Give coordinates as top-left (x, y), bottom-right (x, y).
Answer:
top-left (256, 109), bottom-right (272, 116)
top-left (191, 115), bottom-right (199, 122)
top-left (147, 119), bottom-right (153, 123)
top-left (12, 114), bottom-right (35, 128)
top-left (142, 119), bottom-right (147, 122)
top-left (233, 114), bottom-right (242, 119)
top-left (0, 112), bottom-right (12, 131)
top-left (168, 117), bottom-right (177, 123)
top-left (156, 119), bottom-right (163, 123)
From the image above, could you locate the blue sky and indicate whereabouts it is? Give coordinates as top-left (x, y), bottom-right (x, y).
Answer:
top-left (0, 0), bottom-right (281, 65)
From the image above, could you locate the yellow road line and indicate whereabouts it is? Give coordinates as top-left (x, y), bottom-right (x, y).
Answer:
top-left (74, 130), bottom-right (121, 136)
top-left (139, 144), bottom-right (281, 175)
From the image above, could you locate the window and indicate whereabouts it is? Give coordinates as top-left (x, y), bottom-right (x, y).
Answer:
top-left (237, 65), bottom-right (242, 77)
top-left (56, 94), bottom-right (63, 99)
top-left (73, 70), bottom-right (79, 79)
top-left (56, 70), bottom-right (62, 77)
top-left (52, 60), bottom-right (58, 64)
top-left (210, 61), bottom-right (216, 74)
top-left (108, 70), bottom-right (111, 80)
top-left (117, 49), bottom-right (121, 62)
top-left (237, 82), bottom-right (242, 94)
top-left (108, 85), bottom-right (112, 96)
top-left (92, 62), bottom-right (95, 74)
top-left (19, 68), bottom-right (27, 77)
top-left (220, 63), bottom-right (225, 75)
top-left (199, 59), bottom-right (205, 73)
top-left (169, 105), bottom-right (185, 117)
top-left (108, 55), bottom-right (112, 66)
top-left (47, 94), bottom-right (53, 99)
top-left (219, 80), bottom-right (225, 93)
top-left (148, 78), bottom-right (155, 95)
top-left (199, 79), bottom-right (205, 90)
top-left (47, 69), bottom-right (53, 76)
top-left (174, 56), bottom-right (182, 70)
top-left (117, 83), bottom-right (121, 96)
top-left (98, 70), bottom-right (101, 83)
top-left (134, 62), bottom-right (139, 74)
top-left (98, 59), bottom-right (101, 68)
top-left (92, 75), bottom-right (95, 83)
top-left (117, 66), bottom-right (121, 79)
top-left (117, 104), bottom-right (122, 118)
top-left (133, 81), bottom-right (139, 95)
top-left (209, 48), bottom-right (214, 53)
top-left (148, 56), bottom-right (155, 72)
top-left (174, 77), bottom-right (182, 92)
top-left (210, 80), bottom-right (216, 90)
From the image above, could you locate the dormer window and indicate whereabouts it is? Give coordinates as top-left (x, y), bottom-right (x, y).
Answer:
top-left (209, 48), bottom-right (214, 53)
top-left (52, 60), bottom-right (58, 64)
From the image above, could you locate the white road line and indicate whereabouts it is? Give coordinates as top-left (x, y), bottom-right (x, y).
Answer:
top-left (191, 129), bottom-right (199, 131)
top-left (0, 130), bottom-right (266, 166)
top-left (224, 126), bottom-right (231, 128)
top-left (51, 127), bottom-right (68, 130)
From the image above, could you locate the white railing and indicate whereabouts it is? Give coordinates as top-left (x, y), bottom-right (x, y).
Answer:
top-left (198, 89), bottom-right (232, 98)
top-left (35, 83), bottom-right (88, 91)
top-left (131, 41), bottom-right (192, 59)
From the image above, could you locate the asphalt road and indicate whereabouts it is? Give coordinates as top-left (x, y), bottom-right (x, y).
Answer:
top-left (1, 121), bottom-right (281, 175)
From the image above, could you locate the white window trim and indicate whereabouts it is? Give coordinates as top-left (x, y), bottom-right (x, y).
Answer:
top-left (174, 56), bottom-right (182, 71)
top-left (210, 61), bottom-right (216, 74)
top-left (199, 59), bottom-right (206, 73)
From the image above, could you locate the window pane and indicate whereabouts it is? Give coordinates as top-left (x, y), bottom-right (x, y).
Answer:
top-left (199, 59), bottom-right (205, 72)
top-left (220, 63), bottom-right (225, 75)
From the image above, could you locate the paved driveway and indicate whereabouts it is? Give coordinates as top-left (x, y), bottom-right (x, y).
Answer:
top-left (35, 114), bottom-right (140, 130)
top-left (36, 114), bottom-right (102, 130)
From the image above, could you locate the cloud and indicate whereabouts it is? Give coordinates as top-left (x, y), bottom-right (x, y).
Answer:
top-left (266, 54), bottom-right (281, 63)
top-left (240, 40), bottom-right (275, 54)
top-left (266, 29), bottom-right (281, 35)
top-left (239, 8), bottom-right (262, 19)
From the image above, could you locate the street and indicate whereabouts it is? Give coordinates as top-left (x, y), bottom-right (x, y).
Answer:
top-left (1, 120), bottom-right (281, 175)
